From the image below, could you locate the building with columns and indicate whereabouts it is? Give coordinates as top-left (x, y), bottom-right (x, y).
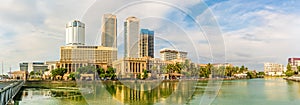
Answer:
top-left (113, 57), bottom-right (170, 79)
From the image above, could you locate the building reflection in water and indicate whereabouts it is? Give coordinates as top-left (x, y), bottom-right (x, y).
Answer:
top-left (78, 80), bottom-right (198, 104)
top-left (14, 88), bottom-right (87, 105)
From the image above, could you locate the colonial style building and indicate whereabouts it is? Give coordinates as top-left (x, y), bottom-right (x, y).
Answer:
top-left (113, 57), bottom-right (170, 79)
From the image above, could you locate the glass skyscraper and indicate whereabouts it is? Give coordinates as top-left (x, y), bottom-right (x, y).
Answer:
top-left (139, 29), bottom-right (154, 58)
top-left (101, 14), bottom-right (117, 48)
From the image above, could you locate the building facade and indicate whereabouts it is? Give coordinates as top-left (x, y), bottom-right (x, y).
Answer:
top-left (59, 46), bottom-right (117, 73)
top-left (66, 20), bottom-right (85, 46)
top-left (113, 57), bottom-right (169, 79)
top-left (160, 48), bottom-right (187, 61)
top-left (101, 14), bottom-right (117, 48)
top-left (124, 16), bottom-right (140, 58)
top-left (288, 58), bottom-right (300, 71)
top-left (138, 29), bottom-right (154, 58)
top-left (264, 63), bottom-right (284, 76)
top-left (19, 62), bottom-right (48, 73)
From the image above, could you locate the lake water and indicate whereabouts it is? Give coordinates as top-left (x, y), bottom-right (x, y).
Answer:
top-left (13, 78), bottom-right (300, 105)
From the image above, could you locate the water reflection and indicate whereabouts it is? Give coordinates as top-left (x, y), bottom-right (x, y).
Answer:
top-left (13, 79), bottom-right (300, 105)
top-left (78, 80), bottom-right (198, 105)
top-left (14, 88), bottom-right (87, 105)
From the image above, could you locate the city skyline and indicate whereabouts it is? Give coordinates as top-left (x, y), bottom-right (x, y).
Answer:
top-left (1, 0), bottom-right (300, 73)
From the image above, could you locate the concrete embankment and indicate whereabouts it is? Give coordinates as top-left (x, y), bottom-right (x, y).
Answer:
top-left (284, 76), bottom-right (300, 82)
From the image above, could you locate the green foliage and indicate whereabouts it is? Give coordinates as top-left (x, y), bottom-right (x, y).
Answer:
top-left (68, 72), bottom-right (76, 80)
top-left (51, 68), bottom-right (67, 80)
top-left (287, 63), bottom-right (292, 71)
top-left (143, 70), bottom-right (148, 79)
top-left (257, 72), bottom-right (265, 76)
top-left (285, 63), bottom-right (294, 77)
top-left (166, 63), bottom-right (183, 74)
top-left (30, 71), bottom-right (35, 76)
top-left (137, 73), bottom-right (141, 79)
top-left (106, 67), bottom-right (116, 79)
top-left (247, 71), bottom-right (256, 79)
top-left (97, 68), bottom-right (106, 78)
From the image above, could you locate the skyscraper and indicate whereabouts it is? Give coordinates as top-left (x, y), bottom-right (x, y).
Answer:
top-left (139, 29), bottom-right (154, 58)
top-left (66, 20), bottom-right (85, 46)
top-left (124, 16), bottom-right (140, 58)
top-left (101, 14), bottom-right (117, 48)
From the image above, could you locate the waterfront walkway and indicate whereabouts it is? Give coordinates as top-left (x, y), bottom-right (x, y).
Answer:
top-left (0, 80), bottom-right (24, 105)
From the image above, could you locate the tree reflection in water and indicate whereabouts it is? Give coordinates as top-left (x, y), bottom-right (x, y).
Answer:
top-left (78, 80), bottom-right (200, 105)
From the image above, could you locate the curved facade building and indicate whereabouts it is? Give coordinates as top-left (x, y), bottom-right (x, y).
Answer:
top-left (66, 20), bottom-right (85, 45)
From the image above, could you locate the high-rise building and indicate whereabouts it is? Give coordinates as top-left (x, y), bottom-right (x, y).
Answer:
top-left (101, 14), bottom-right (117, 48)
top-left (160, 48), bottom-right (187, 61)
top-left (124, 16), bottom-right (140, 58)
top-left (139, 29), bottom-right (154, 58)
top-left (66, 20), bottom-right (85, 46)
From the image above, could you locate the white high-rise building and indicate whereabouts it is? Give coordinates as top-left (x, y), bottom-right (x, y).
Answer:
top-left (66, 20), bottom-right (85, 46)
top-left (124, 17), bottom-right (140, 58)
top-left (101, 14), bottom-right (117, 48)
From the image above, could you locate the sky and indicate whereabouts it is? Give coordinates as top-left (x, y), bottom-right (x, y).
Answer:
top-left (0, 0), bottom-right (300, 73)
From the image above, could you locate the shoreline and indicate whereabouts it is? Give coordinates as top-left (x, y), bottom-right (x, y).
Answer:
top-left (24, 77), bottom-right (255, 84)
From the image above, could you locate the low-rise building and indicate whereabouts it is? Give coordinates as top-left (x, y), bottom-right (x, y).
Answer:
top-left (288, 58), bottom-right (300, 72)
top-left (11, 71), bottom-right (28, 80)
top-left (264, 63), bottom-right (284, 76)
top-left (59, 45), bottom-right (117, 73)
top-left (113, 57), bottom-right (170, 79)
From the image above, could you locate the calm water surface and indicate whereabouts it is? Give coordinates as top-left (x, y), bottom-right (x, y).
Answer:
top-left (13, 78), bottom-right (300, 105)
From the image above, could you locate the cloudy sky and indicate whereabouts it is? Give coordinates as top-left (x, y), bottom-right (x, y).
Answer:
top-left (0, 0), bottom-right (299, 73)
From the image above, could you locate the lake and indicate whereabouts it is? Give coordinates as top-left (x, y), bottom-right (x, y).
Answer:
top-left (13, 78), bottom-right (300, 105)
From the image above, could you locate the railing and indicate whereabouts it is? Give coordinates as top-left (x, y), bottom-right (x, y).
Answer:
top-left (0, 80), bottom-right (24, 105)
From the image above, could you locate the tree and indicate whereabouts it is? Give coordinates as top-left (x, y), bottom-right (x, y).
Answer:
top-left (285, 63), bottom-right (294, 77)
top-left (68, 72), bottom-right (76, 80)
top-left (30, 71), bottom-right (35, 76)
top-left (297, 66), bottom-right (300, 73)
top-left (51, 68), bottom-right (67, 80)
top-left (97, 68), bottom-right (106, 79)
top-left (143, 70), bottom-right (148, 79)
top-left (106, 67), bottom-right (116, 79)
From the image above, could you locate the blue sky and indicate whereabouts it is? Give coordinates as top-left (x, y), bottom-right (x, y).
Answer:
top-left (0, 0), bottom-right (300, 73)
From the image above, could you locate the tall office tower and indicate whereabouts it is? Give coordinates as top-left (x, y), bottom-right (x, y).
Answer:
top-left (66, 20), bottom-right (85, 46)
top-left (101, 14), bottom-right (117, 48)
top-left (139, 29), bottom-right (154, 58)
top-left (124, 16), bottom-right (140, 58)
